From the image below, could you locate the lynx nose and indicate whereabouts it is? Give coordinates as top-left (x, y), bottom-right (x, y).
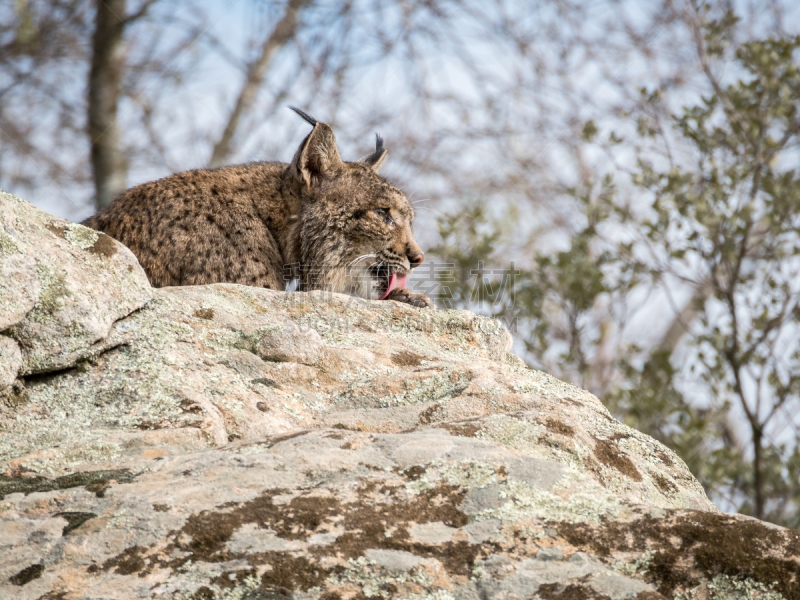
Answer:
top-left (409, 252), bottom-right (424, 268)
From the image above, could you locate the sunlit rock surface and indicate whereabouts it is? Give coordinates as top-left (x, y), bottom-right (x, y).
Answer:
top-left (0, 191), bottom-right (151, 378)
top-left (1, 192), bottom-right (798, 599)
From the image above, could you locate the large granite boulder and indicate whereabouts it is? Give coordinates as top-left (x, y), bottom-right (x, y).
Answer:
top-left (1, 192), bottom-right (798, 599)
top-left (0, 191), bottom-right (151, 378)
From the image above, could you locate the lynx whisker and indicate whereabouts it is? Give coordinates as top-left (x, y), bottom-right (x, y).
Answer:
top-left (347, 253), bottom-right (378, 268)
top-left (410, 206), bottom-right (447, 217)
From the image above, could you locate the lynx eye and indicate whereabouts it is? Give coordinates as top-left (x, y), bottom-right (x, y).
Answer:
top-left (374, 208), bottom-right (394, 226)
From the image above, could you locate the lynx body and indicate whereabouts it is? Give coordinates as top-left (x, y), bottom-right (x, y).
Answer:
top-left (83, 109), bottom-right (432, 308)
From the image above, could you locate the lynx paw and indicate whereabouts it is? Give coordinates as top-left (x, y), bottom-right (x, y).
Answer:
top-left (385, 288), bottom-right (435, 309)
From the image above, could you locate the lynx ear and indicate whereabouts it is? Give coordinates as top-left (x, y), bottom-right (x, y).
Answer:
top-left (289, 107), bottom-right (342, 188)
top-left (358, 133), bottom-right (387, 172)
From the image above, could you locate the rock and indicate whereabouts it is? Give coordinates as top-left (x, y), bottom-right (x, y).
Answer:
top-left (0, 192), bottom-right (151, 374)
top-left (256, 321), bottom-right (325, 364)
top-left (0, 335), bottom-right (21, 390)
top-left (1, 192), bottom-right (798, 600)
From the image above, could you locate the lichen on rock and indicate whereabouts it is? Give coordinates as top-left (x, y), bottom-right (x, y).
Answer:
top-left (0, 191), bottom-right (151, 375)
top-left (1, 192), bottom-right (798, 600)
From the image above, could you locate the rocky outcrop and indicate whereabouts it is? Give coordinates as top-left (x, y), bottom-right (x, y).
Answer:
top-left (0, 191), bottom-right (151, 379)
top-left (1, 191), bottom-right (798, 599)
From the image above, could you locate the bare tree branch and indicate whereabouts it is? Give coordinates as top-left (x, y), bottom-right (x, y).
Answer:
top-left (208, 0), bottom-right (313, 168)
top-left (123, 0), bottom-right (158, 25)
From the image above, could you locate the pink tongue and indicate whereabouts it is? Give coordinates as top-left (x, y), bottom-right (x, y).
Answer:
top-left (380, 273), bottom-right (407, 300)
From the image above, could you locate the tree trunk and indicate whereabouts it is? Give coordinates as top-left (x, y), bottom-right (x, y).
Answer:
top-left (208, 0), bottom-right (313, 168)
top-left (753, 424), bottom-right (764, 520)
top-left (88, 0), bottom-right (127, 211)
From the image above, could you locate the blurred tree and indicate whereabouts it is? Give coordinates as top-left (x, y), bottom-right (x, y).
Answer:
top-left (431, 4), bottom-right (800, 527)
top-left (0, 0), bottom-right (92, 209)
top-left (207, 0), bottom-right (312, 167)
top-left (89, 0), bottom-right (157, 209)
top-left (2, 0), bottom-right (754, 220)
top-left (623, 15), bottom-right (800, 523)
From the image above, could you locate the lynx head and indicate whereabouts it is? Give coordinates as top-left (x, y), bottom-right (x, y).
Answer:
top-left (288, 108), bottom-right (424, 300)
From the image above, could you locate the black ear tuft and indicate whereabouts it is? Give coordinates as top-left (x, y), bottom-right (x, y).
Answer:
top-left (288, 106), bottom-right (318, 126)
top-left (358, 133), bottom-right (388, 172)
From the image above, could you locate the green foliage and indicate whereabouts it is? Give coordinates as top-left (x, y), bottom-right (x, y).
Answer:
top-left (430, 180), bottom-right (647, 392)
top-left (14, 0), bottom-right (36, 46)
top-left (628, 31), bottom-right (800, 525)
top-left (581, 120), bottom-right (598, 142)
top-left (427, 202), bottom-right (504, 310)
top-left (432, 17), bottom-right (800, 527)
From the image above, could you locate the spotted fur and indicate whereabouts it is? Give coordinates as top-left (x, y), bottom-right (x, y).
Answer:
top-left (82, 110), bottom-right (432, 308)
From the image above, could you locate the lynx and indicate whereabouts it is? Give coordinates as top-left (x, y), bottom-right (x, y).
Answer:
top-left (83, 108), bottom-right (432, 308)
